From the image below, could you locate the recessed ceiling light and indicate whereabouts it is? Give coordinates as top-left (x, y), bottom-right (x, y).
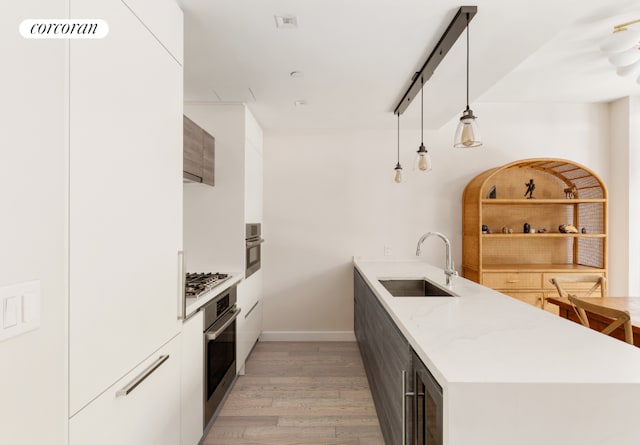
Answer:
top-left (275, 15), bottom-right (298, 29)
top-left (290, 71), bottom-right (303, 78)
top-left (294, 100), bottom-right (307, 107)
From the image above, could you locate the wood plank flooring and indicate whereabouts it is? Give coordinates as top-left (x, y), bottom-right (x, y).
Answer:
top-left (203, 342), bottom-right (385, 445)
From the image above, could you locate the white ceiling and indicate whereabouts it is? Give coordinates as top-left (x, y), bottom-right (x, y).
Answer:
top-left (178, 0), bottom-right (640, 132)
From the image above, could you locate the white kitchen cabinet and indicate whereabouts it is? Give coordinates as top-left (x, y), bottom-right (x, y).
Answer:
top-left (237, 271), bottom-right (263, 374)
top-left (69, 335), bottom-right (181, 445)
top-left (181, 311), bottom-right (203, 445)
top-left (69, 0), bottom-right (183, 415)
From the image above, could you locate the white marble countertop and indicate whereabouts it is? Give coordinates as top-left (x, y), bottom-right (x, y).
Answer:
top-left (353, 256), bottom-right (640, 387)
top-left (184, 272), bottom-right (244, 319)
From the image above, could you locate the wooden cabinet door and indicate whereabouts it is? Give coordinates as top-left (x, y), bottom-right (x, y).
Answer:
top-left (354, 269), bottom-right (411, 445)
top-left (202, 131), bottom-right (215, 185)
top-left (184, 115), bottom-right (204, 179)
top-left (69, 336), bottom-right (181, 445)
top-left (69, 0), bottom-right (182, 415)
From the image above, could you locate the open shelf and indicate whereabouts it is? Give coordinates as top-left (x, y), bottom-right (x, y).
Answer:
top-left (480, 264), bottom-right (606, 272)
top-left (481, 198), bottom-right (605, 205)
top-left (482, 233), bottom-right (605, 238)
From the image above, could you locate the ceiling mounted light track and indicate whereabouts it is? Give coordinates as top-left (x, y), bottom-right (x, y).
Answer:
top-left (393, 6), bottom-right (477, 116)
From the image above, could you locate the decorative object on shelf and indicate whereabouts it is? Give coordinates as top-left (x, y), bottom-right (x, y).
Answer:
top-left (486, 185), bottom-right (496, 199)
top-left (524, 179), bottom-right (535, 199)
top-left (559, 224), bottom-right (579, 234)
top-left (501, 226), bottom-right (513, 234)
top-left (482, 224), bottom-right (488, 234)
top-left (538, 228), bottom-right (547, 233)
top-left (581, 227), bottom-right (588, 234)
top-left (600, 18), bottom-right (640, 84)
top-left (415, 79), bottom-right (432, 172)
top-left (393, 113), bottom-right (403, 183)
top-left (529, 227), bottom-right (536, 234)
top-left (523, 222), bottom-right (531, 233)
top-left (453, 11), bottom-right (482, 148)
top-left (564, 184), bottom-right (578, 199)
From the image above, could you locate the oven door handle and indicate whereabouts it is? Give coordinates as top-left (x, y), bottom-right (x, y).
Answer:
top-left (205, 307), bottom-right (241, 341)
top-left (246, 238), bottom-right (265, 248)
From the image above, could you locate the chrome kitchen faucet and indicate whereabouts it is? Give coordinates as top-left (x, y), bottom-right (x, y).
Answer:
top-left (416, 232), bottom-right (458, 285)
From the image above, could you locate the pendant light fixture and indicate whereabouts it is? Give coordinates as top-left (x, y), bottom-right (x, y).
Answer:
top-left (415, 78), bottom-right (432, 171)
top-left (454, 13), bottom-right (482, 148)
top-left (394, 113), bottom-right (403, 183)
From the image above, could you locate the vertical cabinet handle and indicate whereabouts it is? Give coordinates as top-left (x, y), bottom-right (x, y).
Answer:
top-left (402, 369), bottom-right (415, 445)
top-left (177, 250), bottom-right (185, 320)
top-left (116, 355), bottom-right (169, 397)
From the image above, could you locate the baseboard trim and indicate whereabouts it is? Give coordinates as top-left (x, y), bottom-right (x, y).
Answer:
top-left (259, 331), bottom-right (356, 342)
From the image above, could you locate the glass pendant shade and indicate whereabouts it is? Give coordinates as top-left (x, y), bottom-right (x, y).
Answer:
top-left (601, 27), bottom-right (640, 54)
top-left (616, 59), bottom-right (640, 77)
top-left (454, 108), bottom-right (482, 148)
top-left (608, 46), bottom-right (640, 67)
top-left (415, 144), bottom-right (432, 171)
top-left (394, 162), bottom-right (403, 183)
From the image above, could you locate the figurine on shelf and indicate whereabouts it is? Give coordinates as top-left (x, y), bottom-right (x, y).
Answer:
top-left (486, 185), bottom-right (496, 199)
top-left (524, 179), bottom-right (535, 199)
top-left (523, 222), bottom-right (531, 233)
top-left (564, 185), bottom-right (578, 199)
top-left (482, 224), bottom-right (489, 234)
top-left (559, 224), bottom-right (579, 233)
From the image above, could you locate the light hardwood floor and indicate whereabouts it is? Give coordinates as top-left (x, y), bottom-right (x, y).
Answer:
top-left (203, 341), bottom-right (385, 445)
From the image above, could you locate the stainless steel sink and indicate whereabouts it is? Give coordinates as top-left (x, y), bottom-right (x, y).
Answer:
top-left (379, 279), bottom-right (454, 297)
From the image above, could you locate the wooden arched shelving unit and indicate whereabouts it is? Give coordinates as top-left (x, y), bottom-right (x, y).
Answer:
top-left (462, 158), bottom-right (607, 312)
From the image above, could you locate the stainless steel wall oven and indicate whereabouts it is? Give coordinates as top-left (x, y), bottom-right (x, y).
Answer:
top-left (245, 223), bottom-right (264, 278)
top-left (202, 285), bottom-right (240, 427)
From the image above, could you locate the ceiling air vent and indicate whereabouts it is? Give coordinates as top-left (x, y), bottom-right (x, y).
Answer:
top-left (274, 15), bottom-right (298, 29)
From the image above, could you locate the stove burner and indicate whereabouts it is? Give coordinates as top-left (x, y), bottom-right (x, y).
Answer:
top-left (185, 272), bottom-right (230, 299)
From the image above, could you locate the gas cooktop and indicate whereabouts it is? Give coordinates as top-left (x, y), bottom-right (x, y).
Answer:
top-left (185, 272), bottom-right (230, 299)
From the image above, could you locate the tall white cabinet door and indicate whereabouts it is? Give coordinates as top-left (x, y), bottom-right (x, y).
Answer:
top-left (69, 336), bottom-right (181, 445)
top-left (69, 0), bottom-right (183, 414)
top-left (181, 311), bottom-right (203, 445)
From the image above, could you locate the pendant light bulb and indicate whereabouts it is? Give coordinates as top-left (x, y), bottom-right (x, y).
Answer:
top-left (394, 163), bottom-right (403, 183)
top-left (416, 78), bottom-right (432, 172)
top-left (454, 14), bottom-right (482, 148)
top-left (454, 108), bottom-right (482, 148)
top-left (416, 144), bottom-right (432, 171)
top-left (393, 113), bottom-right (403, 183)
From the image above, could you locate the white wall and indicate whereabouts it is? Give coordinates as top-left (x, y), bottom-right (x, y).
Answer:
top-left (631, 98), bottom-right (640, 296)
top-left (608, 97), bottom-right (640, 296)
top-left (262, 102), bottom-right (610, 335)
top-left (0, 1), bottom-right (67, 443)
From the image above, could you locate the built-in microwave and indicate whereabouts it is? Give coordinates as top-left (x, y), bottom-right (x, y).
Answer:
top-left (245, 223), bottom-right (264, 278)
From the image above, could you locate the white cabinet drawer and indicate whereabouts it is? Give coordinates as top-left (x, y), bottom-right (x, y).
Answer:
top-left (69, 336), bottom-right (181, 445)
top-left (237, 298), bottom-right (262, 374)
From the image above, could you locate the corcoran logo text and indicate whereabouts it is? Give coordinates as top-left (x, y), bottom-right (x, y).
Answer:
top-left (20, 19), bottom-right (109, 39)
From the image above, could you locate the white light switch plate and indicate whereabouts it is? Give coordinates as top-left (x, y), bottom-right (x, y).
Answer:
top-left (0, 280), bottom-right (40, 342)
